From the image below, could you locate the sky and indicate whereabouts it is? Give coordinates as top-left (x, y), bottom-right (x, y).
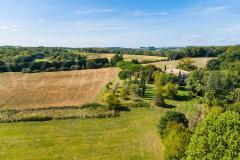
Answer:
top-left (0, 0), bottom-right (240, 48)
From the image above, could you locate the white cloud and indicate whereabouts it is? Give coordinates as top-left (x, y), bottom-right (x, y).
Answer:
top-left (181, 34), bottom-right (201, 40)
top-left (75, 8), bottom-right (115, 15)
top-left (201, 6), bottom-right (228, 14)
top-left (0, 25), bottom-right (21, 32)
top-left (1, 26), bottom-right (9, 30)
top-left (38, 19), bottom-right (45, 23)
top-left (131, 10), bottom-right (168, 17)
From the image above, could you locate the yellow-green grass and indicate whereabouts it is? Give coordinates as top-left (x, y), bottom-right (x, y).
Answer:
top-left (34, 59), bottom-right (52, 63)
top-left (85, 53), bottom-right (167, 62)
top-left (146, 57), bottom-right (213, 70)
top-left (0, 108), bottom-right (164, 160)
top-left (144, 84), bottom-right (202, 120)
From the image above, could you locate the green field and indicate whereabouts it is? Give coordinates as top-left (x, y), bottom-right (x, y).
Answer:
top-left (0, 88), bottom-right (200, 160)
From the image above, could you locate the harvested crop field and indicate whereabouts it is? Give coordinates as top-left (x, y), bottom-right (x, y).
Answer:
top-left (0, 68), bottom-right (118, 110)
top-left (86, 53), bottom-right (167, 62)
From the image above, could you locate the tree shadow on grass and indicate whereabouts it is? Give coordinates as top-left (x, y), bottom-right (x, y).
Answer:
top-left (156, 104), bottom-right (176, 109)
top-left (175, 95), bottom-right (192, 101)
top-left (118, 106), bottom-right (131, 112)
top-left (162, 104), bottom-right (176, 109)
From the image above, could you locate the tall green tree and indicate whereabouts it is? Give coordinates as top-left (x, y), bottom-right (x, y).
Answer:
top-left (186, 111), bottom-right (240, 160)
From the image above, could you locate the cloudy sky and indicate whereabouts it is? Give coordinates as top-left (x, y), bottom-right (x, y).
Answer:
top-left (0, 0), bottom-right (240, 47)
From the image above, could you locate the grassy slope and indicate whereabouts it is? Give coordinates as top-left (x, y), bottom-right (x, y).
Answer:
top-left (0, 86), bottom-right (200, 160)
top-left (0, 108), bottom-right (165, 160)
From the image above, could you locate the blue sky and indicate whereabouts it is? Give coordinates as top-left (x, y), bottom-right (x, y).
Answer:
top-left (0, 0), bottom-right (240, 47)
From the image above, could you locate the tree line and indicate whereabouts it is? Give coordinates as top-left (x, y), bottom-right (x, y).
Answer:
top-left (0, 47), bottom-right (124, 73)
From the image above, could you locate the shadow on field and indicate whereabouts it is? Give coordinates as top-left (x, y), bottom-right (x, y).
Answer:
top-left (162, 104), bottom-right (176, 109)
top-left (175, 95), bottom-right (192, 101)
top-left (118, 106), bottom-right (131, 112)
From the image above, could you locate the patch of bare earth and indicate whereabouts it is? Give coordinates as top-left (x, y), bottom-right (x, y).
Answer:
top-left (0, 68), bottom-right (118, 110)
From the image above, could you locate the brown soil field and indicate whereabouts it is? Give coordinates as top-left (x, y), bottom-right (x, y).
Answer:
top-left (0, 68), bottom-right (118, 110)
top-left (145, 57), bottom-right (213, 70)
top-left (85, 53), bottom-right (167, 62)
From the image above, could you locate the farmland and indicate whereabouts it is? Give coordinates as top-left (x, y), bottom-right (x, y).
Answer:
top-left (0, 88), bottom-right (200, 160)
top-left (146, 57), bottom-right (213, 70)
top-left (0, 68), bottom-right (118, 110)
top-left (85, 53), bottom-right (167, 62)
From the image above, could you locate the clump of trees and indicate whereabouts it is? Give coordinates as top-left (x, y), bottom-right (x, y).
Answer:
top-left (158, 111), bottom-right (191, 160)
top-left (186, 111), bottom-right (240, 160)
top-left (103, 93), bottom-right (121, 110)
top-left (154, 72), bottom-right (179, 107)
top-left (177, 58), bottom-right (197, 71)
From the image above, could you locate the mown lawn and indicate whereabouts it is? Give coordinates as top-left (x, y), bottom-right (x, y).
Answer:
top-left (0, 85), bottom-right (201, 160)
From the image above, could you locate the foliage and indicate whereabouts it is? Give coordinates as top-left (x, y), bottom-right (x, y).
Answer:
top-left (157, 111), bottom-right (189, 138)
top-left (154, 72), bottom-right (178, 86)
top-left (207, 58), bottom-right (221, 70)
top-left (118, 70), bottom-right (131, 80)
top-left (142, 65), bottom-right (159, 83)
top-left (154, 93), bottom-right (166, 107)
top-left (203, 70), bottom-right (235, 106)
top-left (163, 123), bottom-right (192, 160)
top-left (103, 93), bottom-right (121, 110)
top-left (177, 58), bottom-right (197, 71)
top-left (219, 46), bottom-right (240, 62)
top-left (119, 82), bottom-right (130, 100)
top-left (86, 58), bottom-right (109, 69)
top-left (110, 54), bottom-right (123, 66)
top-left (163, 82), bottom-right (178, 99)
top-left (127, 101), bottom-right (149, 108)
top-left (129, 82), bottom-right (140, 97)
top-left (0, 103), bottom-right (118, 123)
top-left (185, 69), bottom-right (204, 96)
top-left (186, 111), bottom-right (240, 160)
top-left (116, 61), bottom-right (142, 73)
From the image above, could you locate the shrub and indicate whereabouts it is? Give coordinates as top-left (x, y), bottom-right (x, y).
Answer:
top-left (157, 111), bottom-right (189, 138)
top-left (21, 68), bottom-right (32, 73)
top-left (163, 123), bottom-right (192, 160)
top-left (177, 58), bottom-right (197, 71)
top-left (163, 82), bottom-right (178, 99)
top-left (154, 93), bottom-right (165, 107)
top-left (103, 93), bottom-right (121, 110)
top-left (20, 116), bottom-right (53, 122)
top-left (127, 101), bottom-right (149, 108)
top-left (32, 70), bottom-right (41, 73)
top-left (70, 65), bottom-right (80, 70)
top-left (80, 103), bottom-right (105, 110)
top-left (186, 111), bottom-right (240, 160)
top-left (228, 102), bottom-right (240, 114)
top-left (59, 67), bottom-right (70, 71)
top-left (110, 54), bottom-right (123, 66)
top-left (118, 70), bottom-right (131, 80)
top-left (45, 67), bottom-right (56, 72)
